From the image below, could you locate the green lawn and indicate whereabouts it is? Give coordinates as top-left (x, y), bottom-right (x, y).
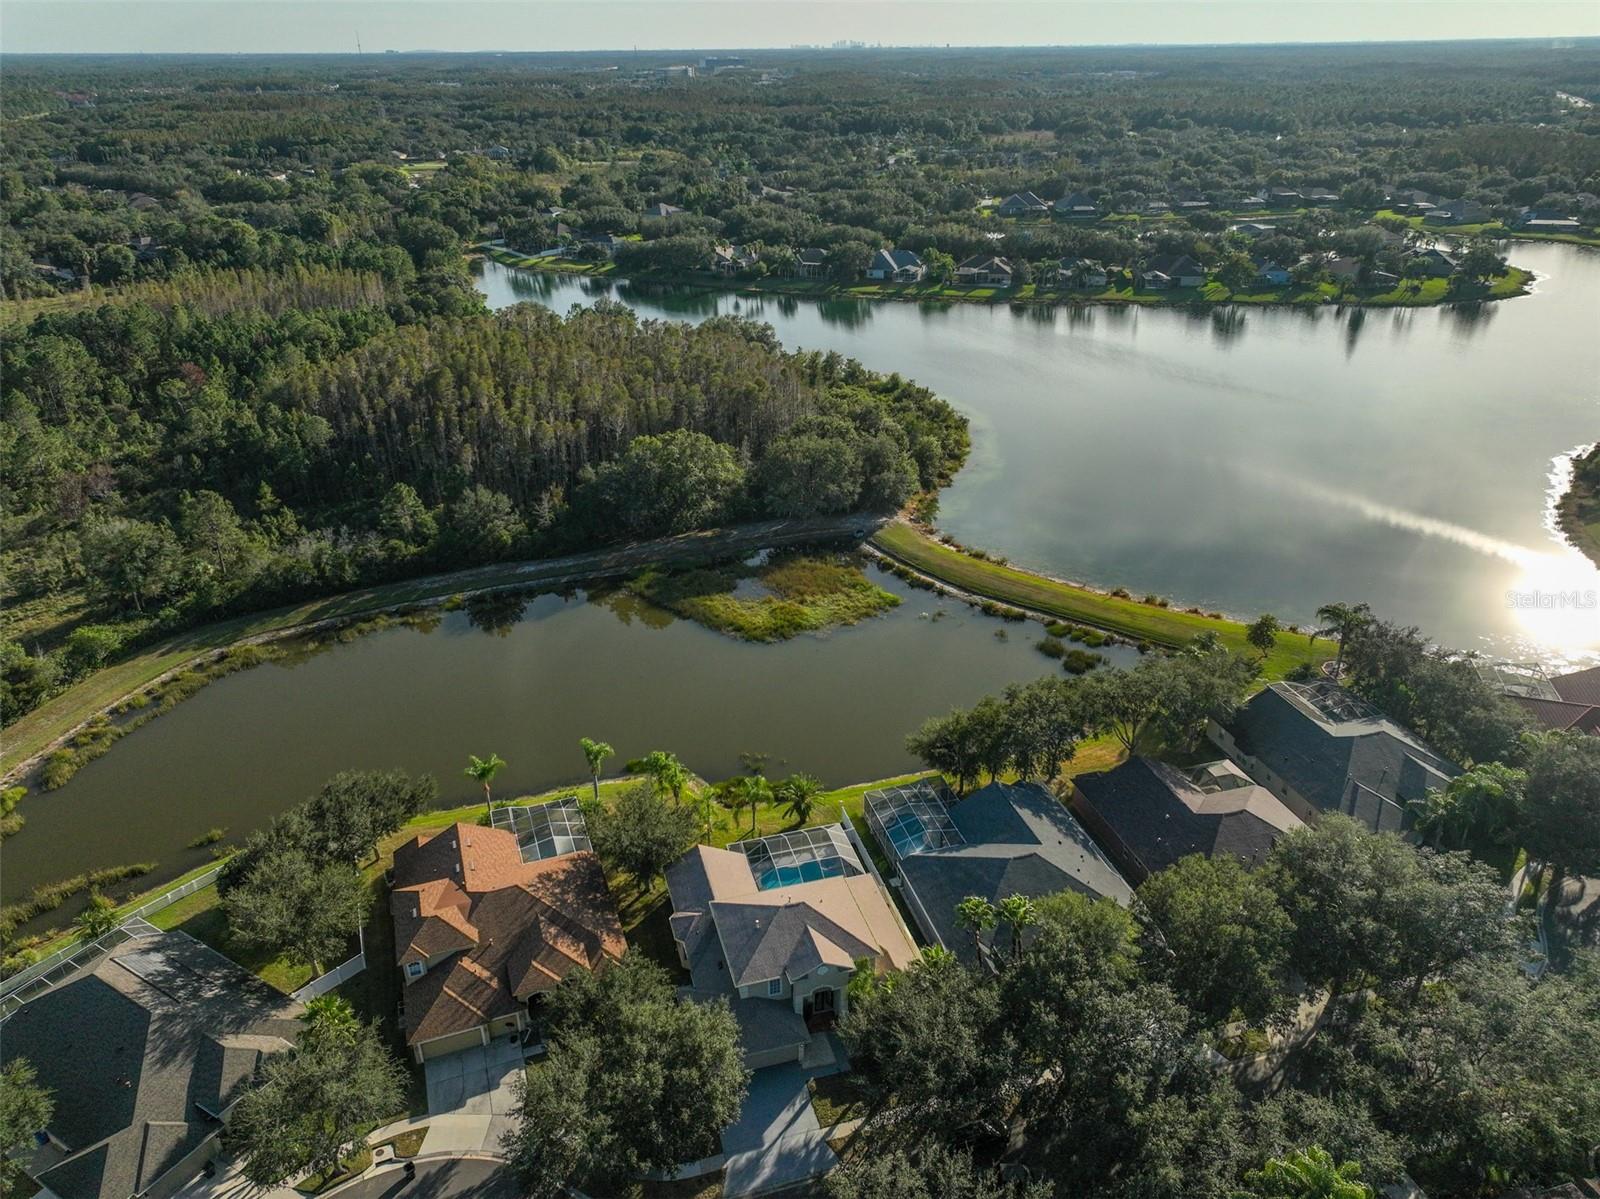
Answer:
top-left (871, 520), bottom-right (1329, 681)
top-left (147, 882), bottom-right (318, 993)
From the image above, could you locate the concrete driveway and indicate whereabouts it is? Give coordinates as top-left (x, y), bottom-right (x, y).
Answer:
top-left (423, 1038), bottom-right (525, 1118)
top-left (720, 1062), bottom-right (840, 1197)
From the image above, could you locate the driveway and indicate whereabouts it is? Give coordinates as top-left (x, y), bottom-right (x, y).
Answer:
top-left (424, 1039), bottom-right (524, 1117)
top-left (720, 1059), bottom-right (841, 1197)
top-left (325, 1158), bottom-right (517, 1199)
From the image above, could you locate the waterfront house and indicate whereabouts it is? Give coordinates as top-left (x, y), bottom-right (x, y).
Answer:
top-left (1, 931), bottom-right (304, 1199)
top-left (866, 247), bottom-right (926, 282)
top-left (580, 231), bottom-right (626, 257)
top-left (1389, 188), bottom-right (1439, 214)
top-left (1145, 254), bottom-right (1206, 287)
top-left (1513, 207), bottom-right (1581, 232)
top-left (795, 247), bottom-right (829, 278)
top-left (390, 804), bottom-right (626, 1062)
top-left (997, 191), bottom-right (1050, 217)
top-left (955, 254), bottom-right (1015, 286)
top-left (1053, 192), bottom-right (1100, 219)
top-left (665, 825), bottom-right (918, 1069)
top-left (1069, 757), bottom-right (1303, 885)
top-left (708, 243), bottom-right (760, 275)
top-left (1424, 198), bottom-right (1489, 226)
top-left (1408, 247), bottom-right (1459, 278)
top-left (1252, 256), bottom-right (1292, 286)
top-left (1208, 681), bottom-right (1460, 835)
top-left (642, 201), bottom-right (685, 219)
top-left (1058, 257), bottom-right (1109, 288)
top-left (1498, 663), bottom-right (1600, 736)
top-left (866, 780), bottom-right (1131, 970)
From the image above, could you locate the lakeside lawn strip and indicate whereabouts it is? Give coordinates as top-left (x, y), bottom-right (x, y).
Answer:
top-left (870, 520), bottom-right (1329, 681)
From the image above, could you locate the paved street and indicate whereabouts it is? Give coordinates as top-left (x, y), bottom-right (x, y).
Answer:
top-left (327, 1159), bottom-right (517, 1199)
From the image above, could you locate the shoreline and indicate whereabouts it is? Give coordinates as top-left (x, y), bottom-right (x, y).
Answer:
top-left (479, 247), bottom-right (1534, 311)
top-left (1555, 442), bottom-right (1600, 571)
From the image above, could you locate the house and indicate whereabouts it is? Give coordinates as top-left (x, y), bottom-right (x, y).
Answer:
top-left (997, 191), bottom-right (1049, 217)
top-left (1389, 188), bottom-right (1439, 214)
top-left (580, 232), bottom-right (626, 258)
top-left (390, 804), bottom-right (626, 1062)
top-left (1424, 198), bottom-right (1489, 226)
top-left (537, 206), bottom-right (567, 219)
top-left (1, 930), bottom-right (303, 1199)
top-left (642, 202), bottom-right (685, 219)
top-left (708, 243), bottom-right (760, 275)
top-left (665, 825), bottom-right (918, 1069)
top-left (1143, 199), bottom-right (1172, 215)
top-left (865, 247), bottom-right (925, 282)
top-left (484, 145), bottom-right (512, 160)
top-left (1303, 188), bottom-right (1341, 205)
top-left (1325, 255), bottom-right (1364, 283)
top-left (1208, 681), bottom-right (1461, 835)
top-left (128, 235), bottom-right (163, 261)
top-left (1238, 191), bottom-right (1269, 209)
top-left (1232, 221), bottom-right (1280, 237)
top-left (954, 254), bottom-right (1015, 286)
top-left (1175, 196), bottom-right (1212, 211)
top-left (1053, 192), bottom-right (1100, 220)
top-left (866, 780), bottom-right (1132, 969)
top-left (794, 247), bottom-right (829, 278)
top-left (1145, 254), bottom-right (1206, 287)
top-left (126, 192), bottom-right (159, 211)
top-left (1513, 207), bottom-right (1581, 232)
top-left (1058, 257), bottom-right (1109, 288)
top-left (1069, 757), bottom-right (1303, 885)
top-left (1267, 187), bottom-right (1303, 206)
top-left (1408, 247), bottom-right (1459, 278)
top-left (1252, 256), bottom-right (1292, 286)
top-left (1498, 663), bottom-right (1600, 736)
top-left (32, 261), bottom-right (77, 284)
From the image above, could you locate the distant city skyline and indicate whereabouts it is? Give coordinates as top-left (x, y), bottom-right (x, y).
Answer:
top-left (3, 0), bottom-right (1598, 56)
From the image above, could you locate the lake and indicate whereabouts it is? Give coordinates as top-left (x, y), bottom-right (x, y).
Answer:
top-left (3, 567), bottom-right (1129, 903)
top-left (479, 244), bottom-right (1600, 663)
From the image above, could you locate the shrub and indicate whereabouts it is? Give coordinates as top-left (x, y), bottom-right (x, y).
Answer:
top-left (1111, 587), bottom-right (1131, 599)
top-left (1062, 650), bottom-right (1105, 674)
top-left (40, 749), bottom-right (80, 790)
top-left (187, 827), bottom-right (226, 849)
top-left (1045, 621), bottom-right (1072, 638)
top-left (1036, 636), bottom-right (1067, 659)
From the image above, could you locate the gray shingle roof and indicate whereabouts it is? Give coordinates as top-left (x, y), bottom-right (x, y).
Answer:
top-left (897, 781), bottom-right (1132, 966)
top-left (1072, 757), bottom-right (1301, 880)
top-left (2, 932), bottom-right (302, 1199)
top-left (1224, 683), bottom-right (1460, 833)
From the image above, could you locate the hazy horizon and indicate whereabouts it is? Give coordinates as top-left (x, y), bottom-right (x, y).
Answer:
top-left (4, 0), bottom-right (1598, 56)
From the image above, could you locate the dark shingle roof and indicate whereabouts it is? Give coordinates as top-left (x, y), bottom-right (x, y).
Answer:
top-left (1, 933), bottom-right (302, 1199)
top-left (1224, 683), bottom-right (1460, 833)
top-left (1553, 665), bottom-right (1600, 707)
top-left (897, 782), bottom-right (1131, 966)
top-left (1072, 757), bottom-right (1301, 880)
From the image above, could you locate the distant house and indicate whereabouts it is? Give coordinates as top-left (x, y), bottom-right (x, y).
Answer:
top-left (708, 243), bottom-right (760, 275)
top-left (1069, 757), bottom-right (1303, 885)
top-left (1267, 187), bottom-right (1303, 206)
top-left (390, 805), bottom-right (626, 1061)
top-left (1, 930), bottom-right (303, 1199)
top-left (642, 202), bottom-right (685, 219)
top-left (1389, 188), bottom-right (1439, 214)
top-left (1208, 681), bottom-right (1461, 835)
top-left (126, 192), bottom-right (159, 211)
top-left (580, 232), bottom-right (626, 258)
top-left (1057, 256), bottom-right (1109, 288)
top-left (866, 780), bottom-right (1131, 969)
top-left (1053, 192), bottom-right (1100, 219)
top-left (1514, 207), bottom-right (1581, 232)
top-left (1303, 188), bottom-right (1341, 205)
top-left (865, 247), bottom-right (926, 282)
top-left (997, 191), bottom-right (1050, 217)
top-left (537, 206), bottom-right (567, 219)
top-left (1408, 247), bottom-right (1459, 278)
top-left (1175, 196), bottom-right (1212, 211)
top-left (1325, 255), bottom-right (1364, 283)
top-left (1252, 256), bottom-right (1292, 286)
top-left (794, 247), bottom-right (829, 278)
top-left (1238, 191), bottom-right (1269, 209)
top-left (955, 254), bottom-right (1015, 286)
top-left (1145, 254), bottom-right (1206, 287)
top-left (1143, 199), bottom-right (1172, 215)
top-left (666, 826), bottom-right (918, 1069)
top-left (33, 261), bottom-right (77, 284)
top-left (484, 145), bottom-right (513, 160)
top-left (1232, 221), bottom-right (1280, 237)
top-left (1501, 663), bottom-right (1600, 736)
top-left (1424, 198), bottom-right (1489, 226)
top-left (128, 235), bottom-right (164, 262)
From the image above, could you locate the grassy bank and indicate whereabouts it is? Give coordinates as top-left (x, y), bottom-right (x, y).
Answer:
top-left (625, 553), bottom-right (900, 641)
top-left (1557, 443), bottom-right (1600, 570)
top-left (870, 520), bottom-right (1329, 681)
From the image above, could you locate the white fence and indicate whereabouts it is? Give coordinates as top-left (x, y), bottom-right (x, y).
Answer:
top-left (0, 917), bottom-right (162, 1020)
top-left (292, 928), bottom-right (368, 1002)
top-left (0, 863), bottom-right (227, 1003)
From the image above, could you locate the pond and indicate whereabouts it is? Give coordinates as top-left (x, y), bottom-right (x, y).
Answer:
top-left (478, 243), bottom-right (1600, 663)
top-left (4, 566), bottom-right (1129, 904)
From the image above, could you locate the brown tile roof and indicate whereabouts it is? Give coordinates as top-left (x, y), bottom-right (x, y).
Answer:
top-left (1552, 665), bottom-right (1600, 708)
top-left (391, 823), bottom-right (625, 1046)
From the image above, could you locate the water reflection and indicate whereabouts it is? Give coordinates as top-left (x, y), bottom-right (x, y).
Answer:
top-left (1210, 307), bottom-right (1247, 346)
top-left (1343, 308), bottom-right (1367, 357)
top-left (817, 298), bottom-right (874, 328)
top-left (464, 590), bottom-right (529, 636)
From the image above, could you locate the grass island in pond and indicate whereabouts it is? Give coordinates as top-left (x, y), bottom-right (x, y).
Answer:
top-left (624, 552), bottom-right (901, 641)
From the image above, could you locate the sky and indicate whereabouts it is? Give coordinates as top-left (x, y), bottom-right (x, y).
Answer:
top-left (3, 0), bottom-right (1598, 56)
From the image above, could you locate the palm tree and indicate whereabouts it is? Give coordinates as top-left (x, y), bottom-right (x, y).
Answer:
top-left (464, 752), bottom-right (507, 822)
top-left (954, 896), bottom-right (998, 962)
top-left (74, 892), bottom-right (119, 943)
top-left (1246, 1146), bottom-right (1372, 1199)
top-left (1409, 761), bottom-right (1526, 851)
top-left (1313, 601), bottom-right (1372, 676)
top-left (629, 750), bottom-right (689, 805)
top-left (301, 994), bottom-right (360, 1045)
top-left (775, 773), bottom-right (823, 827)
top-left (579, 737), bottom-right (614, 802)
top-left (737, 774), bottom-right (773, 836)
top-left (996, 894), bottom-right (1039, 963)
